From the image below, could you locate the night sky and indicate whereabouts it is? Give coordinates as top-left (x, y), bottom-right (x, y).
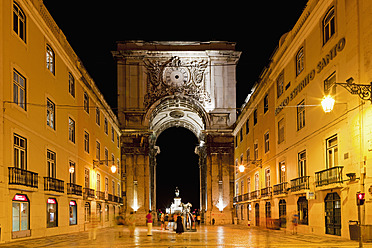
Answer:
top-left (43, 1), bottom-right (308, 209)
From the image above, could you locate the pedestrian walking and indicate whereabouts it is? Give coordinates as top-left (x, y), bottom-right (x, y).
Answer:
top-left (291, 211), bottom-right (299, 235)
top-left (127, 211), bottom-right (136, 237)
top-left (115, 214), bottom-right (125, 238)
top-left (160, 212), bottom-right (165, 230)
top-left (89, 213), bottom-right (99, 240)
top-left (175, 215), bottom-right (184, 234)
top-left (146, 210), bottom-right (153, 236)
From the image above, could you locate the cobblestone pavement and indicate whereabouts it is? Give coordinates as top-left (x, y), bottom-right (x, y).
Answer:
top-left (0, 225), bottom-right (371, 248)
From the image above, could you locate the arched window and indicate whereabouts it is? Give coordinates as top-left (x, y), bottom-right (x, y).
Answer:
top-left (297, 196), bottom-right (308, 225)
top-left (296, 47), bottom-right (304, 76)
top-left (323, 7), bottom-right (335, 44)
top-left (13, 2), bottom-right (26, 42)
top-left (46, 44), bottom-right (55, 75)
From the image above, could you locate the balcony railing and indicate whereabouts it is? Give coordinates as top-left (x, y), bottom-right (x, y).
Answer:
top-left (84, 188), bottom-right (95, 199)
top-left (67, 183), bottom-right (82, 196)
top-left (251, 190), bottom-right (260, 200)
top-left (8, 167), bottom-right (38, 188)
top-left (44, 177), bottom-right (64, 193)
top-left (290, 176), bottom-right (310, 192)
top-left (261, 187), bottom-right (272, 198)
top-left (96, 191), bottom-right (106, 200)
top-left (315, 166), bottom-right (343, 187)
top-left (273, 182), bottom-right (288, 195)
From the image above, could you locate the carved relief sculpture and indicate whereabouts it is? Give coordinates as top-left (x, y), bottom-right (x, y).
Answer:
top-left (144, 56), bottom-right (210, 108)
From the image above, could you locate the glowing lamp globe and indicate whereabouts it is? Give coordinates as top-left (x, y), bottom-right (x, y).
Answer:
top-left (321, 95), bottom-right (335, 113)
top-left (238, 165), bottom-right (245, 173)
top-left (110, 165), bottom-right (117, 173)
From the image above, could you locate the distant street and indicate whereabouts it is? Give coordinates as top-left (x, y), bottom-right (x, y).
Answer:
top-left (0, 225), bottom-right (370, 248)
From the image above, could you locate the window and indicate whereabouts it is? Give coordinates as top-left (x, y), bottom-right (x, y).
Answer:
top-left (47, 198), bottom-right (58, 228)
top-left (112, 180), bottom-right (115, 195)
top-left (96, 141), bottom-right (100, 160)
top-left (84, 202), bottom-right (90, 223)
top-left (235, 182), bottom-right (239, 196)
top-left (296, 47), bottom-right (304, 76)
top-left (69, 200), bottom-right (77, 225)
top-left (246, 148), bottom-right (250, 164)
top-left (117, 133), bottom-right (120, 148)
top-left (326, 135), bottom-right (338, 168)
top-left (68, 118), bottom-right (75, 143)
top-left (239, 128), bottom-right (243, 142)
top-left (104, 118), bottom-right (108, 135)
top-left (278, 118), bottom-right (285, 144)
top-left (254, 173), bottom-right (259, 191)
top-left (84, 92), bottom-right (89, 113)
top-left (68, 73), bottom-right (75, 97)
top-left (104, 148), bottom-right (108, 166)
top-left (84, 131), bottom-right (89, 153)
top-left (13, 70), bottom-right (26, 110)
top-left (264, 132), bottom-right (269, 153)
top-left (247, 177), bottom-right (251, 194)
top-left (84, 168), bottom-right (89, 188)
top-left (265, 168), bottom-right (270, 187)
top-left (263, 94), bottom-right (269, 113)
top-left (253, 109), bottom-right (258, 125)
top-left (105, 177), bottom-right (108, 192)
top-left (47, 98), bottom-right (55, 129)
top-left (235, 136), bottom-right (238, 148)
top-left (323, 7), bottom-right (335, 44)
top-left (297, 100), bottom-right (305, 130)
top-left (14, 134), bottom-right (27, 169)
top-left (13, 2), bottom-right (26, 42)
top-left (298, 150), bottom-right (307, 177)
top-left (111, 127), bottom-right (115, 142)
top-left (279, 161), bottom-right (286, 183)
top-left (96, 107), bottom-right (100, 125)
top-left (117, 183), bottom-right (121, 196)
top-left (69, 161), bottom-right (76, 184)
top-left (97, 173), bottom-right (101, 192)
top-left (47, 150), bottom-right (56, 178)
top-left (117, 159), bottom-right (120, 175)
top-left (297, 196), bottom-right (308, 225)
top-left (324, 72), bottom-right (336, 95)
top-left (277, 71), bottom-right (284, 98)
top-left (46, 45), bottom-right (55, 75)
top-left (245, 119), bottom-right (249, 134)
top-left (12, 194), bottom-right (29, 234)
top-left (254, 142), bottom-right (259, 161)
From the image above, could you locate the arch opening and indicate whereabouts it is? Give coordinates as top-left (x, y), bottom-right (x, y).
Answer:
top-left (155, 127), bottom-right (200, 212)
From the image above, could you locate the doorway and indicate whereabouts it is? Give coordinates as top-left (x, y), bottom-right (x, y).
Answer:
top-left (255, 203), bottom-right (260, 226)
top-left (325, 192), bottom-right (341, 236)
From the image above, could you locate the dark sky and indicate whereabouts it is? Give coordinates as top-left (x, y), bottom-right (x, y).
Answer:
top-left (43, 1), bottom-right (308, 209)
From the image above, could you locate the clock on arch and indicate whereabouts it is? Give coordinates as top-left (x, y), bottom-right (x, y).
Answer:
top-left (163, 66), bottom-right (190, 87)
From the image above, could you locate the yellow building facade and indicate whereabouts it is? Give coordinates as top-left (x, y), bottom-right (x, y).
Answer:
top-left (234, 0), bottom-right (372, 240)
top-left (0, 0), bottom-right (121, 243)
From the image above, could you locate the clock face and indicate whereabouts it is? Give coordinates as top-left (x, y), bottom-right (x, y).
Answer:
top-left (163, 67), bottom-right (190, 86)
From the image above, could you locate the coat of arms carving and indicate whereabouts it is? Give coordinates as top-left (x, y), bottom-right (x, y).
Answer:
top-left (144, 56), bottom-right (210, 108)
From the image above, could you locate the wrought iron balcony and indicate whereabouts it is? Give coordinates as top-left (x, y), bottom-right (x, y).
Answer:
top-left (315, 166), bottom-right (343, 187)
top-left (96, 191), bottom-right (106, 200)
top-left (8, 167), bottom-right (38, 188)
top-left (251, 190), bottom-right (260, 200)
top-left (261, 187), bottom-right (272, 198)
top-left (84, 188), bottom-right (95, 199)
top-left (273, 182), bottom-right (288, 195)
top-left (67, 183), bottom-right (82, 196)
top-left (290, 176), bottom-right (310, 192)
top-left (44, 177), bottom-right (64, 193)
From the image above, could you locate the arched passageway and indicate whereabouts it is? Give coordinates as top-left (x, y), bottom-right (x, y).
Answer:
top-left (155, 127), bottom-right (199, 211)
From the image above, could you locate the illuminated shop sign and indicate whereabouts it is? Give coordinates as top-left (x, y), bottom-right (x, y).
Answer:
top-left (275, 37), bottom-right (346, 116)
top-left (47, 198), bottom-right (57, 204)
top-left (12, 194), bottom-right (28, 201)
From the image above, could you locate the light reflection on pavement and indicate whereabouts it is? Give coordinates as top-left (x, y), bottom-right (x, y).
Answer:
top-left (0, 225), bottom-right (370, 247)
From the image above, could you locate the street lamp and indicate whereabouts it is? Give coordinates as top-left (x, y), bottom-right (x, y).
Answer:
top-left (238, 165), bottom-right (245, 173)
top-left (93, 159), bottom-right (117, 174)
top-left (322, 77), bottom-right (372, 112)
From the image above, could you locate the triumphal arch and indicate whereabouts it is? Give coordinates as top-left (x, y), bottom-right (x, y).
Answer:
top-left (112, 41), bottom-right (241, 224)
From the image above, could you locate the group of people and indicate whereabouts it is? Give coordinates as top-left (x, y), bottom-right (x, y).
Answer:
top-left (159, 212), bottom-right (185, 234)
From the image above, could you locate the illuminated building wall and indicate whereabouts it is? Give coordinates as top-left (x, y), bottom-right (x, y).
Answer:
top-left (0, 0), bottom-right (121, 242)
top-left (234, 0), bottom-right (372, 239)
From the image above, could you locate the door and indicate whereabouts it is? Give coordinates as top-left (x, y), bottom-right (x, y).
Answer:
top-left (325, 192), bottom-right (341, 236)
top-left (255, 203), bottom-right (260, 226)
